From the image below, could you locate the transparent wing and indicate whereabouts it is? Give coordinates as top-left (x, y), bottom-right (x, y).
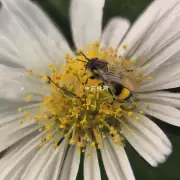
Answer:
top-left (104, 72), bottom-right (138, 92)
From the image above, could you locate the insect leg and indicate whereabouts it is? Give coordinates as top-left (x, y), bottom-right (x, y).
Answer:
top-left (108, 88), bottom-right (114, 96)
top-left (82, 64), bottom-right (88, 76)
top-left (85, 75), bottom-right (96, 84)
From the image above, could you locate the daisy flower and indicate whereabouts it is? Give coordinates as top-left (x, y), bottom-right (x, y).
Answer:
top-left (0, 0), bottom-right (180, 179)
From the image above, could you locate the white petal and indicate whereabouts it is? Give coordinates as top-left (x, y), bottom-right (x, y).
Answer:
top-left (0, 122), bottom-right (40, 152)
top-left (59, 145), bottom-right (80, 180)
top-left (122, 114), bottom-right (172, 167)
top-left (139, 75), bottom-right (180, 91)
top-left (139, 59), bottom-right (180, 87)
top-left (0, 104), bottom-right (39, 135)
top-left (118, 0), bottom-right (173, 55)
top-left (137, 102), bottom-right (180, 126)
top-left (0, 65), bottom-right (46, 102)
top-left (137, 91), bottom-right (180, 107)
top-left (100, 17), bottom-right (130, 49)
top-left (0, 131), bottom-right (45, 179)
top-left (0, 103), bottom-right (39, 127)
top-left (10, 165), bottom-right (24, 180)
top-left (84, 146), bottom-right (101, 180)
top-left (70, 0), bottom-right (105, 49)
top-left (0, 0), bottom-right (72, 71)
top-left (123, 129), bottom-right (158, 167)
top-left (35, 139), bottom-right (69, 180)
top-left (21, 143), bottom-right (52, 180)
top-left (0, 131), bottom-right (39, 172)
top-left (118, 0), bottom-right (180, 75)
top-left (101, 137), bottom-right (135, 180)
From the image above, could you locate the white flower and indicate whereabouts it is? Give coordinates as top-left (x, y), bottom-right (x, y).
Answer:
top-left (0, 0), bottom-right (180, 180)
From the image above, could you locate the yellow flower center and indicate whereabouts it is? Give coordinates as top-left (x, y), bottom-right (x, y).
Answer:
top-left (19, 41), bottom-right (149, 151)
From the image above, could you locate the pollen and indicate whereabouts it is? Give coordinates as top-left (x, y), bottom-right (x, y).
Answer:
top-left (127, 111), bottom-right (133, 117)
top-left (25, 94), bottom-right (33, 102)
top-left (20, 41), bottom-right (146, 153)
top-left (134, 116), bottom-right (140, 120)
top-left (27, 69), bottom-right (33, 73)
top-left (122, 44), bottom-right (127, 49)
top-left (146, 104), bottom-right (150, 109)
top-left (19, 120), bottom-right (24, 124)
top-left (18, 108), bottom-right (22, 112)
top-left (139, 111), bottom-right (144, 114)
top-left (24, 111), bottom-right (29, 117)
top-left (147, 76), bottom-right (153, 80)
top-left (46, 133), bottom-right (52, 140)
top-left (59, 124), bottom-right (66, 129)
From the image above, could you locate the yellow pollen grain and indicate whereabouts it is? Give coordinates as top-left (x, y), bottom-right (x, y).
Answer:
top-left (90, 142), bottom-right (96, 148)
top-left (25, 94), bottom-right (33, 102)
top-left (59, 124), bottom-right (66, 129)
top-left (40, 143), bottom-right (44, 148)
top-left (48, 64), bottom-right (53, 68)
top-left (77, 142), bottom-right (84, 148)
top-left (130, 59), bottom-right (136, 64)
top-left (70, 139), bottom-right (76, 145)
top-left (19, 120), bottom-right (24, 124)
top-left (99, 124), bottom-right (104, 129)
top-left (147, 76), bottom-right (153, 80)
top-left (127, 111), bottom-right (133, 117)
top-left (18, 108), bottom-right (22, 112)
top-left (46, 133), bottom-right (52, 140)
top-left (24, 111), bottom-right (29, 117)
top-left (27, 69), bottom-right (33, 73)
top-left (52, 143), bottom-right (57, 148)
top-left (113, 135), bottom-right (119, 144)
top-left (134, 116), bottom-right (140, 120)
top-left (138, 72), bottom-right (144, 78)
top-left (65, 53), bottom-right (71, 60)
top-left (34, 115), bottom-right (42, 121)
top-left (139, 111), bottom-right (144, 114)
top-left (109, 47), bottom-right (114, 53)
top-left (45, 124), bottom-right (51, 131)
top-left (40, 138), bottom-right (44, 143)
top-left (122, 44), bottom-right (127, 49)
top-left (98, 144), bottom-right (101, 149)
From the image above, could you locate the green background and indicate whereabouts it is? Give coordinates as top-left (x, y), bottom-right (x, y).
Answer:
top-left (33, 0), bottom-right (180, 179)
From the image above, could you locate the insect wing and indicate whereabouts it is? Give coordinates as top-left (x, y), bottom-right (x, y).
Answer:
top-left (105, 72), bottom-right (138, 92)
top-left (93, 69), bottom-right (109, 81)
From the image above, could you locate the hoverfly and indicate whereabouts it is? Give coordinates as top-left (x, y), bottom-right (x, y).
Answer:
top-left (77, 52), bottom-right (138, 103)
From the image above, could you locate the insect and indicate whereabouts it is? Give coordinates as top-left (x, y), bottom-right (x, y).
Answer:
top-left (78, 52), bottom-right (109, 81)
top-left (78, 52), bottom-right (137, 103)
top-left (46, 76), bottom-right (79, 98)
top-left (100, 71), bottom-right (139, 103)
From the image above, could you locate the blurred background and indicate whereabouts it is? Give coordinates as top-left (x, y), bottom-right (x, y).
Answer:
top-left (33, 0), bottom-right (180, 179)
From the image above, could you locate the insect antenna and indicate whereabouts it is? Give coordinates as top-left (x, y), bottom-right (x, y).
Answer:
top-left (79, 52), bottom-right (91, 61)
top-left (47, 76), bottom-right (62, 89)
top-left (76, 52), bottom-right (89, 63)
top-left (77, 59), bottom-right (87, 63)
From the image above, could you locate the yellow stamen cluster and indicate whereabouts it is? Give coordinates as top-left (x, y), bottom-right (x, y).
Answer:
top-left (19, 42), bottom-right (149, 151)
